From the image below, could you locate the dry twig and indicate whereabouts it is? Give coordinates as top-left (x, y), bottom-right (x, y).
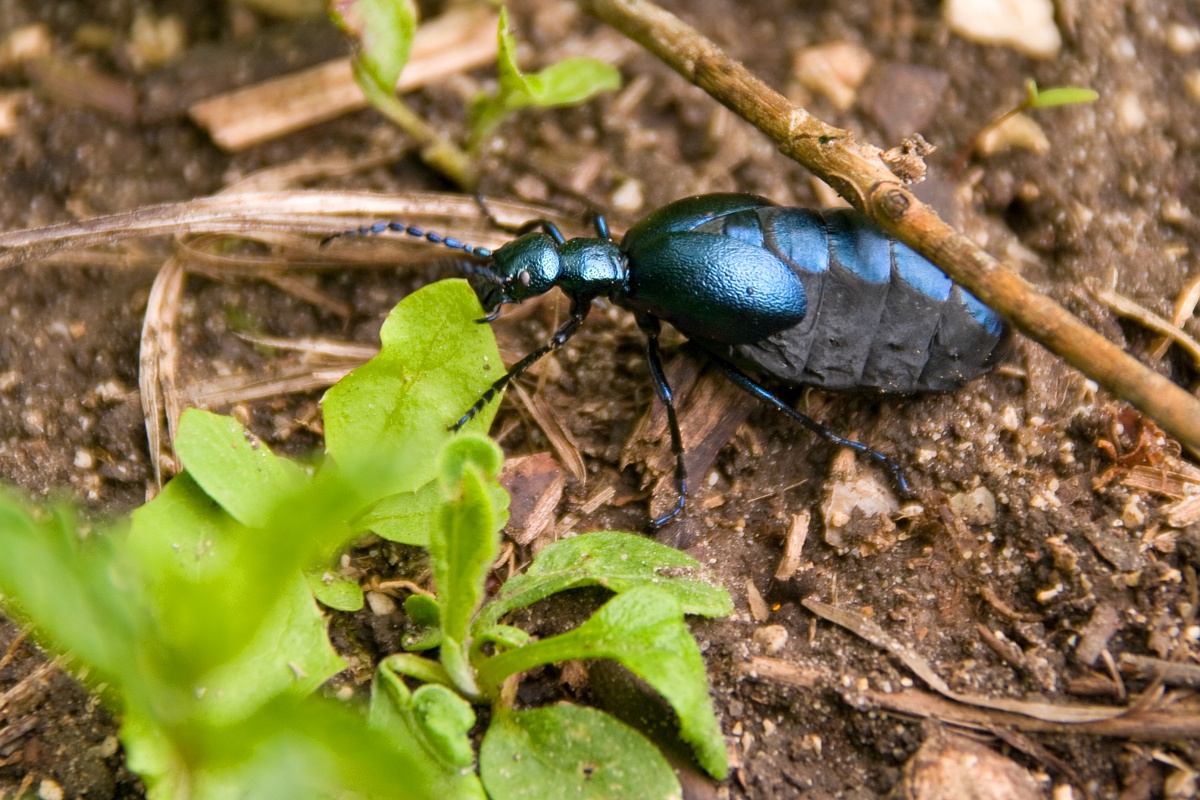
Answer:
top-left (573, 0), bottom-right (1200, 457)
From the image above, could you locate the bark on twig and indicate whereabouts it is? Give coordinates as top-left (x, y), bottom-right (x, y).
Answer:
top-left (574, 0), bottom-right (1200, 457)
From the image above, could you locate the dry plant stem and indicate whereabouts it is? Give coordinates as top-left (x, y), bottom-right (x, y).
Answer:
top-left (139, 256), bottom-right (186, 489)
top-left (0, 191), bottom-right (581, 270)
top-left (575, 0), bottom-right (1200, 457)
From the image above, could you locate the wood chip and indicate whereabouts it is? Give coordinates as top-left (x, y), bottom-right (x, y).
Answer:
top-left (509, 382), bottom-right (586, 485)
top-left (1075, 602), bottom-right (1121, 667)
top-left (746, 579), bottom-right (770, 622)
top-left (1119, 654), bottom-right (1200, 689)
top-left (774, 510), bottom-right (810, 581)
top-left (498, 452), bottom-right (565, 546)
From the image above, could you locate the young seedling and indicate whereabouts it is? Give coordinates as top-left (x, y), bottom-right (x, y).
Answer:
top-left (373, 435), bottom-right (732, 799)
top-left (330, 1), bottom-right (620, 186)
top-left (956, 78), bottom-right (1099, 172)
top-left (0, 281), bottom-right (731, 800)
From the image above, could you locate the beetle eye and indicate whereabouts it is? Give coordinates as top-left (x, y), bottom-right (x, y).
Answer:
top-left (518, 270), bottom-right (532, 287)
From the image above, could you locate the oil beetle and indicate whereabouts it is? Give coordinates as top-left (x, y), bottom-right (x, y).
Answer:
top-left (327, 193), bottom-right (1010, 527)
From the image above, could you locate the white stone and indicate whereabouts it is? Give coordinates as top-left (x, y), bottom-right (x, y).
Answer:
top-left (944, 0), bottom-right (1062, 58)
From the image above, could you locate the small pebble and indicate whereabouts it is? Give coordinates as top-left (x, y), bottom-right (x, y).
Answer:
top-left (944, 0), bottom-right (1062, 58)
top-left (948, 487), bottom-right (997, 526)
top-left (1115, 90), bottom-right (1147, 132)
top-left (751, 624), bottom-right (789, 654)
top-left (365, 590), bottom-right (396, 616)
top-left (793, 41), bottom-right (873, 111)
top-left (976, 113), bottom-right (1050, 156)
top-left (1166, 23), bottom-right (1200, 54)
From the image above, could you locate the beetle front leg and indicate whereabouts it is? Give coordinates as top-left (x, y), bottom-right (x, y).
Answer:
top-left (709, 357), bottom-right (913, 498)
top-left (451, 298), bottom-right (592, 431)
top-left (635, 313), bottom-right (688, 528)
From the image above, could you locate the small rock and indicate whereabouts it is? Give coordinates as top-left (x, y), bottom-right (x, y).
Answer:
top-left (944, 0), bottom-right (1062, 59)
top-left (38, 780), bottom-right (64, 800)
top-left (861, 63), bottom-right (949, 139)
top-left (0, 24), bottom-right (51, 67)
top-left (365, 590), bottom-right (396, 616)
top-left (610, 179), bottom-right (644, 213)
top-left (822, 449), bottom-right (900, 553)
top-left (126, 10), bottom-right (186, 71)
top-left (898, 728), bottom-right (1044, 799)
top-left (976, 112), bottom-right (1050, 156)
top-left (948, 486), bottom-right (997, 526)
top-left (751, 624), bottom-right (789, 654)
top-left (793, 41), bottom-right (874, 111)
top-left (1121, 495), bottom-right (1145, 529)
top-left (1166, 24), bottom-right (1200, 55)
top-left (0, 92), bottom-right (24, 137)
top-left (1115, 90), bottom-right (1147, 132)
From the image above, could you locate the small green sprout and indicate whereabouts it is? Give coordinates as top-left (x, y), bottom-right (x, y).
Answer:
top-left (0, 280), bottom-right (731, 800)
top-left (468, 7), bottom-right (622, 148)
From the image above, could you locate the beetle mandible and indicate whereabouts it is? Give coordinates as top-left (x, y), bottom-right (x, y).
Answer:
top-left (327, 193), bottom-right (1010, 527)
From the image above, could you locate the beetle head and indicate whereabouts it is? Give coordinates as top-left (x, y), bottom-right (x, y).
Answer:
top-left (489, 233), bottom-right (562, 303)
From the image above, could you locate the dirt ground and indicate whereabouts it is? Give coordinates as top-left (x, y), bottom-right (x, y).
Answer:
top-left (2, 0), bottom-right (1199, 798)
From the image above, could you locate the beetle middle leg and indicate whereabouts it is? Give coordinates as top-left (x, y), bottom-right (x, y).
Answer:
top-left (708, 357), bottom-right (913, 498)
top-left (635, 313), bottom-right (688, 528)
top-left (451, 297), bottom-right (592, 431)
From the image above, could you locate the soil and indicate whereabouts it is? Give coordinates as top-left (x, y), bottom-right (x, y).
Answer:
top-left (2, 0), bottom-right (1199, 798)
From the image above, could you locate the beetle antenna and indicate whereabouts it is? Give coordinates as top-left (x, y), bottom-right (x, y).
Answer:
top-left (320, 220), bottom-right (494, 259)
top-left (452, 258), bottom-right (505, 285)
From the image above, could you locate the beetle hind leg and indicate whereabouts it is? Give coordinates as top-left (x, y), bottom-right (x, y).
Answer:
top-left (709, 357), bottom-right (913, 498)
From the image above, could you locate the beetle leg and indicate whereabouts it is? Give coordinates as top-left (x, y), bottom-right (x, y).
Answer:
top-left (586, 210), bottom-right (611, 241)
top-left (709, 357), bottom-right (914, 498)
top-left (635, 313), bottom-right (688, 528)
top-left (450, 298), bottom-right (592, 431)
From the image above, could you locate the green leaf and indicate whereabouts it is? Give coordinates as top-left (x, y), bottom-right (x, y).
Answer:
top-left (477, 587), bottom-right (728, 779)
top-left (358, 481), bottom-right (442, 546)
top-left (307, 570), bottom-right (365, 612)
top-left (527, 58), bottom-right (622, 107)
top-left (405, 593), bottom-right (441, 626)
top-left (433, 467), bottom-right (501, 634)
top-left (174, 409), bottom-right (309, 529)
top-left (369, 662), bottom-right (487, 799)
top-left (469, 7), bottom-right (620, 146)
top-left (322, 280), bottom-right (503, 498)
top-left (177, 575), bottom-right (345, 725)
top-left (403, 594), bottom-right (443, 651)
top-left (433, 467), bottom-right (498, 695)
top-left (439, 435), bottom-right (504, 486)
top-left (480, 706), bottom-right (680, 800)
top-left (127, 473), bottom-right (344, 715)
top-left (475, 531), bottom-right (732, 634)
top-left (127, 695), bottom-right (457, 800)
top-left (0, 496), bottom-right (144, 692)
top-left (330, 0), bottom-right (418, 94)
top-left (1029, 85), bottom-right (1099, 108)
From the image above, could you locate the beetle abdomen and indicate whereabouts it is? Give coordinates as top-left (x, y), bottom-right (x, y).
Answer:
top-left (698, 206), bottom-right (1008, 392)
